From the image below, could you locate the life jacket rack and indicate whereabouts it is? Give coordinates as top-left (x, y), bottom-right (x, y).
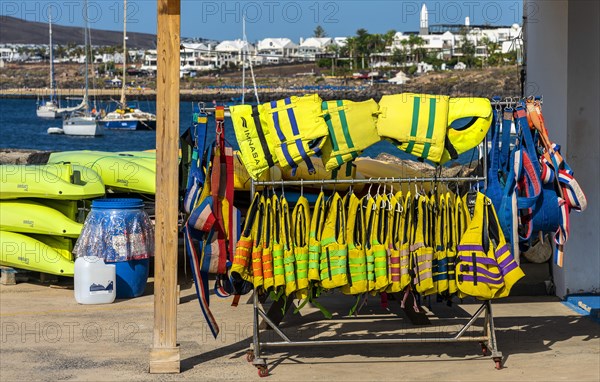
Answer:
top-left (246, 171), bottom-right (507, 375)
top-left (195, 99), bottom-right (534, 377)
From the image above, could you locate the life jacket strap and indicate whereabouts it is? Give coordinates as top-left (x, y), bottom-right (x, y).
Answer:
top-left (251, 106), bottom-right (276, 168)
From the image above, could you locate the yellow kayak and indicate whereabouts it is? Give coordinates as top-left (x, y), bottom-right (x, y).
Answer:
top-left (0, 200), bottom-right (83, 238)
top-left (0, 231), bottom-right (75, 276)
top-left (0, 163), bottom-right (105, 200)
top-left (48, 151), bottom-right (156, 194)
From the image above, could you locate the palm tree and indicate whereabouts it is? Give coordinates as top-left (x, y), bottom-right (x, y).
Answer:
top-left (355, 28), bottom-right (370, 69)
top-left (344, 36), bottom-right (358, 70)
top-left (407, 34), bottom-right (426, 64)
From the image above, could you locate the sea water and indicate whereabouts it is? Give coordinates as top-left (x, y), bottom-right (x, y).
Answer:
top-left (0, 97), bottom-right (402, 158)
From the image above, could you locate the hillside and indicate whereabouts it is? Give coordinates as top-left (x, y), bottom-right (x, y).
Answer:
top-left (0, 16), bottom-right (156, 48)
top-left (0, 60), bottom-right (521, 101)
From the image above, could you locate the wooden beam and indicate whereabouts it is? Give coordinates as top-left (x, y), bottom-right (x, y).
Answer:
top-left (150, 0), bottom-right (180, 374)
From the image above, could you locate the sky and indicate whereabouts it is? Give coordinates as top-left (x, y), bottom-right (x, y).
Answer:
top-left (1, 0), bottom-right (525, 41)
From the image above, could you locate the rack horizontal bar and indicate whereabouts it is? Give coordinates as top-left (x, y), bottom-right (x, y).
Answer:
top-left (197, 99), bottom-right (537, 113)
top-left (252, 176), bottom-right (486, 187)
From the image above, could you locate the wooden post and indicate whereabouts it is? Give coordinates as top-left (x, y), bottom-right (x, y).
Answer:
top-left (149, 0), bottom-right (180, 374)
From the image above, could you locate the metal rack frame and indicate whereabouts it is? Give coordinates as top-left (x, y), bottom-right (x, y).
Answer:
top-left (244, 139), bottom-right (505, 376)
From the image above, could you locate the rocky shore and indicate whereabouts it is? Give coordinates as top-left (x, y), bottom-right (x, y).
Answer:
top-left (1, 64), bottom-right (521, 102)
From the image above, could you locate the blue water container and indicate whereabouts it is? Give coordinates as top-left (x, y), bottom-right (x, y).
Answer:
top-left (74, 198), bottom-right (154, 298)
top-left (114, 258), bottom-right (150, 298)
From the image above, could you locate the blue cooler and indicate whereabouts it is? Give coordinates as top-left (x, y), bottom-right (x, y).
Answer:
top-left (74, 198), bottom-right (154, 298)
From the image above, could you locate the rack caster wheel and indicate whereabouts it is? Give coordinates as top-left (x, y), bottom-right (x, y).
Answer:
top-left (480, 343), bottom-right (488, 356)
top-left (257, 365), bottom-right (269, 377)
top-left (246, 350), bottom-right (255, 362)
top-left (493, 357), bottom-right (503, 370)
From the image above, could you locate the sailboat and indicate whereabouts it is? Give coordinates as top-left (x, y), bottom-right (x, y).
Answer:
top-left (99, 0), bottom-right (156, 130)
top-left (62, 1), bottom-right (103, 137)
top-left (36, 10), bottom-right (63, 119)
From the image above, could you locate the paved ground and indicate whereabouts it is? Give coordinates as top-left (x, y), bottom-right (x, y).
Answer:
top-left (1, 277), bottom-right (598, 381)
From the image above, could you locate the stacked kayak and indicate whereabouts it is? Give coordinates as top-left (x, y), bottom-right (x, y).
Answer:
top-left (49, 150), bottom-right (282, 193)
top-left (48, 151), bottom-right (157, 194)
top-left (0, 162), bottom-right (106, 276)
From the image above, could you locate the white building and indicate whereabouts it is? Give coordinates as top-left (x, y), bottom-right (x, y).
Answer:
top-left (0, 47), bottom-right (17, 62)
top-left (256, 38), bottom-right (297, 64)
top-left (215, 39), bottom-right (256, 68)
top-left (296, 37), bottom-right (335, 61)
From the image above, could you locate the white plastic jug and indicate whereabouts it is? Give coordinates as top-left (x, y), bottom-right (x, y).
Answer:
top-left (74, 256), bottom-right (116, 304)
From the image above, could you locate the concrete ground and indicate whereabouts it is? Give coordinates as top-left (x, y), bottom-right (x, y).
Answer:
top-left (1, 277), bottom-right (599, 382)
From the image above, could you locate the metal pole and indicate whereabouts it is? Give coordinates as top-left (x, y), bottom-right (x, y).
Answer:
top-left (252, 176), bottom-right (487, 188)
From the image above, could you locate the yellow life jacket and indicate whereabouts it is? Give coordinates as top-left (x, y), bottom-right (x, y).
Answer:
top-left (292, 195), bottom-right (311, 299)
top-left (395, 190), bottom-right (413, 292)
top-left (341, 193), bottom-right (368, 295)
top-left (319, 193), bottom-right (349, 289)
top-left (363, 196), bottom-right (376, 292)
top-left (261, 197), bottom-right (275, 291)
top-left (260, 94), bottom-right (329, 174)
top-left (231, 192), bottom-right (260, 283)
top-left (365, 194), bottom-right (390, 292)
top-left (281, 195), bottom-right (297, 296)
top-left (377, 94), bottom-right (492, 164)
top-left (376, 194), bottom-right (392, 292)
top-left (439, 98), bottom-right (493, 164)
top-left (230, 104), bottom-right (278, 180)
top-left (386, 191), bottom-right (403, 293)
top-left (271, 195), bottom-right (285, 291)
top-left (321, 99), bottom-right (380, 171)
top-left (308, 191), bottom-right (326, 282)
top-left (456, 192), bottom-right (524, 299)
top-left (251, 195), bottom-right (266, 289)
top-left (433, 193), bottom-right (449, 295)
top-left (445, 192), bottom-right (458, 295)
top-left (410, 193), bottom-right (435, 295)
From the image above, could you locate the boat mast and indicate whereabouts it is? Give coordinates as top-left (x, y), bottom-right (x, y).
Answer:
top-left (120, 0), bottom-right (127, 108)
top-left (241, 15), bottom-right (246, 105)
top-left (49, 8), bottom-right (56, 102)
top-left (84, 0), bottom-right (90, 112)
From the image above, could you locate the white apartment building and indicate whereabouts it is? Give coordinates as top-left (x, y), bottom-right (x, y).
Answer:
top-left (256, 38), bottom-right (298, 64)
top-left (296, 37), bottom-right (335, 61)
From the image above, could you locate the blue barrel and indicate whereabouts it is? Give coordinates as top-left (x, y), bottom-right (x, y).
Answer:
top-left (74, 198), bottom-right (154, 298)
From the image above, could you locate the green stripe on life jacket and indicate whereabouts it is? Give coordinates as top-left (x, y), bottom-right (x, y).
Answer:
top-left (308, 191), bottom-right (326, 282)
top-left (341, 193), bottom-right (368, 295)
top-left (363, 196), bottom-right (377, 292)
top-left (373, 194), bottom-right (391, 292)
top-left (292, 196), bottom-right (311, 299)
top-left (378, 93), bottom-right (450, 163)
top-left (271, 195), bottom-right (286, 291)
top-left (281, 195), bottom-right (297, 296)
top-left (321, 99), bottom-right (380, 171)
top-left (377, 94), bottom-right (492, 164)
top-left (320, 193), bottom-right (349, 289)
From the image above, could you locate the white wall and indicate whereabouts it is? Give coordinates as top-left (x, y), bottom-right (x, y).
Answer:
top-left (527, 0), bottom-right (600, 296)
top-left (564, 0), bottom-right (600, 295)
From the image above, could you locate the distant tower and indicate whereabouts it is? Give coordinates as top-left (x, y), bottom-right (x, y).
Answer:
top-left (420, 4), bottom-right (429, 35)
top-left (465, 16), bottom-right (470, 28)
